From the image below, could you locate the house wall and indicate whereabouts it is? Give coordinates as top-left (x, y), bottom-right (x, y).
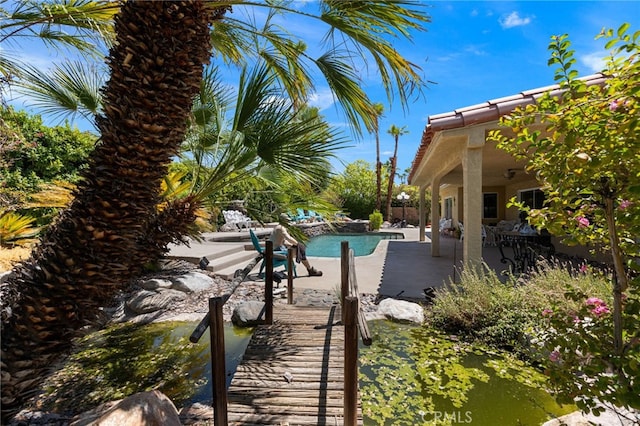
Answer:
top-left (439, 186), bottom-right (461, 228)
top-left (390, 206), bottom-right (420, 225)
top-left (441, 185), bottom-right (509, 227)
top-left (481, 185), bottom-right (505, 226)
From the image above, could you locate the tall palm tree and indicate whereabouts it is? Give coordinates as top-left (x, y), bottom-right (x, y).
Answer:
top-left (1, 1), bottom-right (430, 419)
top-left (385, 124), bottom-right (408, 222)
top-left (1, 2), bottom-right (217, 419)
top-left (372, 102), bottom-right (385, 212)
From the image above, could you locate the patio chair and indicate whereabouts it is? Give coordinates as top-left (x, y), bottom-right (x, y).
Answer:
top-left (249, 229), bottom-right (297, 278)
top-left (439, 218), bottom-right (452, 236)
top-left (308, 210), bottom-right (323, 222)
top-left (223, 210), bottom-right (251, 231)
top-left (458, 221), bottom-right (464, 241)
top-left (293, 208), bottom-right (311, 222)
top-left (482, 224), bottom-right (488, 246)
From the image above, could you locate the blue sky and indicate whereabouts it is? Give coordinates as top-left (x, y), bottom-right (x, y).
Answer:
top-left (6, 1), bottom-right (640, 177)
top-left (316, 0), bottom-right (640, 176)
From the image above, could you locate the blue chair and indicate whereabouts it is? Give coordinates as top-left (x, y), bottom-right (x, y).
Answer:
top-left (249, 229), bottom-right (297, 278)
top-left (308, 210), bottom-right (323, 222)
top-left (294, 208), bottom-right (311, 222)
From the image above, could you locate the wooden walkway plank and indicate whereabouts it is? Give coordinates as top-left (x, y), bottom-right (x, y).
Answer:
top-left (226, 304), bottom-right (363, 425)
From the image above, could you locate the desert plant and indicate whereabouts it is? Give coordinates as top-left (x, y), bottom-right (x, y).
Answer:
top-left (0, 210), bottom-right (39, 248)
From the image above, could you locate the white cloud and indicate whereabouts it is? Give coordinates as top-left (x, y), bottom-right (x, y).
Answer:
top-left (436, 52), bottom-right (461, 62)
top-left (464, 45), bottom-right (487, 56)
top-left (499, 11), bottom-right (532, 29)
top-left (308, 88), bottom-right (336, 111)
top-left (581, 51), bottom-right (608, 73)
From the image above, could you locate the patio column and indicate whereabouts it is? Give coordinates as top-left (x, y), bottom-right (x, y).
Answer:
top-left (430, 177), bottom-right (441, 256)
top-left (419, 186), bottom-right (426, 242)
top-left (462, 129), bottom-right (484, 265)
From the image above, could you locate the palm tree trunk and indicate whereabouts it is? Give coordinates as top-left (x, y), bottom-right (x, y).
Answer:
top-left (1, 1), bottom-right (217, 419)
top-left (385, 156), bottom-right (397, 222)
top-left (375, 132), bottom-right (382, 212)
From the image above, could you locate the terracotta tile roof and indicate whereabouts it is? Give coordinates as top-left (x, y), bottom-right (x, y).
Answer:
top-left (408, 73), bottom-right (606, 184)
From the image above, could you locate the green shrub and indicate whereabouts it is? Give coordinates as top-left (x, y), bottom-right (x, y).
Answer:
top-left (429, 265), bottom-right (534, 354)
top-left (428, 261), bottom-right (612, 357)
top-left (0, 107), bottom-right (96, 194)
top-left (368, 210), bottom-right (383, 230)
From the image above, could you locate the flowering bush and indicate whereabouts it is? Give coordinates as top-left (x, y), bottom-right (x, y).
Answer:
top-left (537, 283), bottom-right (640, 414)
top-left (490, 23), bottom-right (640, 413)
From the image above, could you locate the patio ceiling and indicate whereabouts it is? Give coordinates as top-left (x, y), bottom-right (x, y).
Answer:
top-left (408, 73), bottom-right (607, 187)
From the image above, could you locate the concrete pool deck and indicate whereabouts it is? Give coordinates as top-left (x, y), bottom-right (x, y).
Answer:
top-left (170, 226), bottom-right (508, 301)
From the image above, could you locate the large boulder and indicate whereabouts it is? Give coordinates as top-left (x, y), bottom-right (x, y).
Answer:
top-left (0, 270), bottom-right (13, 284)
top-left (169, 271), bottom-right (215, 293)
top-left (542, 406), bottom-right (640, 426)
top-left (71, 390), bottom-right (181, 426)
top-left (377, 298), bottom-right (424, 324)
top-left (126, 289), bottom-right (187, 315)
top-left (139, 278), bottom-right (173, 291)
top-left (232, 301), bottom-right (266, 327)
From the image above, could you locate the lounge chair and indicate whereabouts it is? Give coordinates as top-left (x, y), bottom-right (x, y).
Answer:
top-left (249, 229), bottom-right (297, 278)
top-left (307, 210), bottom-right (323, 222)
top-left (293, 208), bottom-right (311, 222)
top-left (223, 210), bottom-right (252, 231)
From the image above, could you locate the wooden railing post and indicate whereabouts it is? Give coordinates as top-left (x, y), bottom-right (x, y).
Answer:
top-left (209, 297), bottom-right (228, 425)
top-left (340, 241), bottom-right (349, 323)
top-left (287, 247), bottom-right (294, 304)
top-left (343, 296), bottom-right (358, 426)
top-left (265, 240), bottom-right (274, 324)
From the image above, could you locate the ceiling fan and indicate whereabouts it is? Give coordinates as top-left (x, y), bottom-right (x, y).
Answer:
top-left (503, 168), bottom-right (519, 180)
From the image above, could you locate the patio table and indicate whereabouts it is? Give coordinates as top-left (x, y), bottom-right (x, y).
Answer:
top-left (496, 231), bottom-right (555, 274)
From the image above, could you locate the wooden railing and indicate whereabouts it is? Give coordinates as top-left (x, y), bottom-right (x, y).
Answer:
top-left (189, 241), bottom-right (294, 425)
top-left (341, 240), bottom-right (372, 426)
top-left (190, 239), bottom-right (372, 425)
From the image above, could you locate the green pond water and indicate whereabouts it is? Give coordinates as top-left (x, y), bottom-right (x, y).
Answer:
top-left (39, 321), bottom-right (252, 414)
top-left (47, 319), bottom-right (574, 424)
top-left (359, 320), bottom-right (575, 425)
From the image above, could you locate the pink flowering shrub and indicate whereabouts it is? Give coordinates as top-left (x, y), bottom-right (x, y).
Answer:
top-left (538, 285), bottom-right (640, 413)
top-left (576, 216), bottom-right (590, 229)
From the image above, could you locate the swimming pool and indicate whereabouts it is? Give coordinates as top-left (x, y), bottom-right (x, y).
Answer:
top-left (305, 232), bottom-right (404, 257)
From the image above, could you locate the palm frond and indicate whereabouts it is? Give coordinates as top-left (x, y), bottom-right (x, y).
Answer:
top-left (160, 171), bottom-right (193, 202)
top-left (314, 50), bottom-right (374, 134)
top-left (318, 0), bottom-right (427, 114)
top-left (234, 0), bottom-right (429, 135)
top-left (191, 66), bottom-right (233, 128)
top-left (14, 60), bottom-right (104, 126)
top-left (1, 0), bottom-right (118, 53)
top-left (209, 18), bottom-right (251, 65)
top-left (232, 63), bottom-right (279, 131)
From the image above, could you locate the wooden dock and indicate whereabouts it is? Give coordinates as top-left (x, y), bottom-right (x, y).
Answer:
top-left (226, 304), bottom-right (363, 425)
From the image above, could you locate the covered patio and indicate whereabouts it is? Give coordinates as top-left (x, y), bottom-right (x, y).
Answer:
top-left (408, 73), bottom-right (606, 267)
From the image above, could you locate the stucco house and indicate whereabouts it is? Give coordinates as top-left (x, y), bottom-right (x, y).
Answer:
top-left (408, 73), bottom-right (606, 266)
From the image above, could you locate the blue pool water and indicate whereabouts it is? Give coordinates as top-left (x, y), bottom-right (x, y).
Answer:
top-left (305, 233), bottom-right (404, 257)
